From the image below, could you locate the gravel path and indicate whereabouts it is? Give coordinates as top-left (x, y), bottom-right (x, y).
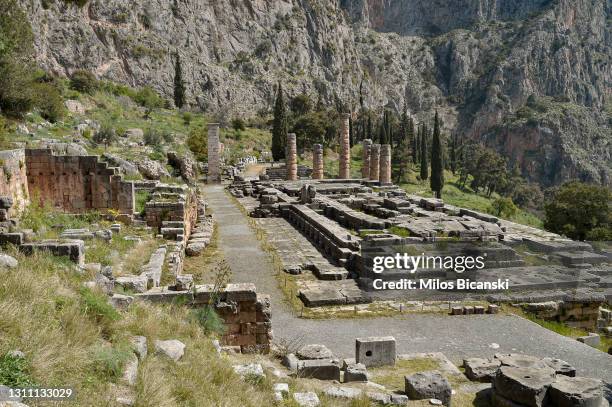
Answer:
top-left (204, 185), bottom-right (612, 382)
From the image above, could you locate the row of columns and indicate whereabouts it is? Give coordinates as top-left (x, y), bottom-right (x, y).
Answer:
top-left (362, 139), bottom-right (392, 185)
top-left (284, 114), bottom-right (390, 184)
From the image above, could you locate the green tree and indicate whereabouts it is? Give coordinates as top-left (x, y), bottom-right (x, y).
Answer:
top-left (187, 126), bottom-right (207, 161)
top-left (419, 123), bottom-right (428, 181)
top-left (93, 123), bottom-right (117, 150)
top-left (544, 182), bottom-right (611, 241)
top-left (489, 197), bottom-right (518, 219)
top-left (173, 53), bottom-right (186, 108)
top-left (271, 82), bottom-right (287, 161)
top-left (413, 122), bottom-right (419, 164)
top-left (430, 111), bottom-right (444, 198)
top-left (135, 86), bottom-right (164, 118)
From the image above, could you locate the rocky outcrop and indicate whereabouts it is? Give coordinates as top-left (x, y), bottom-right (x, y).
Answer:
top-left (17, 0), bottom-right (611, 186)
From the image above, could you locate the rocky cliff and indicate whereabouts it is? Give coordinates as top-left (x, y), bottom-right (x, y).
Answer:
top-left (18, 0), bottom-right (611, 186)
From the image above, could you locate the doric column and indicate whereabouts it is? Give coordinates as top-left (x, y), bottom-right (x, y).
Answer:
top-left (312, 143), bottom-right (324, 180)
top-left (286, 133), bottom-right (298, 181)
top-left (369, 144), bottom-right (380, 181)
top-left (362, 139), bottom-right (372, 179)
top-left (380, 144), bottom-right (392, 185)
top-left (339, 113), bottom-right (351, 179)
top-left (207, 123), bottom-right (221, 183)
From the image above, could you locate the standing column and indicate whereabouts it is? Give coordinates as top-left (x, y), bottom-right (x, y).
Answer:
top-left (380, 144), bottom-right (392, 185)
top-left (369, 144), bottom-right (380, 181)
top-left (362, 139), bottom-right (372, 179)
top-left (286, 133), bottom-right (298, 181)
top-left (339, 113), bottom-right (351, 179)
top-left (312, 144), bottom-right (324, 180)
top-left (207, 123), bottom-right (221, 183)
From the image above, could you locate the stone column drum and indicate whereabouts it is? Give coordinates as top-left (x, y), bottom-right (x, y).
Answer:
top-left (286, 133), bottom-right (298, 181)
top-left (207, 123), bottom-right (221, 183)
top-left (379, 144), bottom-right (392, 185)
top-left (362, 139), bottom-right (372, 179)
top-left (312, 143), bottom-right (324, 180)
top-left (339, 113), bottom-right (351, 179)
top-left (369, 144), bottom-right (380, 181)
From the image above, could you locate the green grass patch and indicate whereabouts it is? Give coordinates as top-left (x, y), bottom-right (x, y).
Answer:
top-left (369, 357), bottom-right (441, 393)
top-left (388, 226), bottom-right (411, 237)
top-left (0, 353), bottom-right (36, 387)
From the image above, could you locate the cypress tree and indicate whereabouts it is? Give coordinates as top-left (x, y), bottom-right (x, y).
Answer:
top-left (413, 122), bottom-right (419, 164)
top-left (430, 111), bottom-right (444, 198)
top-left (173, 53), bottom-right (186, 108)
top-left (420, 123), bottom-right (428, 181)
top-left (271, 82), bottom-right (287, 161)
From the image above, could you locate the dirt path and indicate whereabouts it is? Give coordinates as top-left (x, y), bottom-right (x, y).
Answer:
top-left (203, 184), bottom-right (612, 382)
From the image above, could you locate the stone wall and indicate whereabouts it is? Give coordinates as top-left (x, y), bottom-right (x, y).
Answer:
top-left (144, 185), bottom-right (198, 240)
top-left (136, 283), bottom-right (272, 353)
top-left (25, 149), bottom-right (134, 214)
top-left (0, 149), bottom-right (29, 217)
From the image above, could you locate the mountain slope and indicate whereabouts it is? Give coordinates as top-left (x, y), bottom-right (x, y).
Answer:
top-left (17, 0), bottom-right (611, 186)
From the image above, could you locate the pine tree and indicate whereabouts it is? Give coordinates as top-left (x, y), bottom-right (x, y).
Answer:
top-left (430, 111), bottom-right (444, 198)
top-left (450, 133), bottom-right (458, 174)
top-left (173, 53), bottom-right (186, 108)
top-left (271, 82), bottom-right (287, 161)
top-left (420, 123), bottom-right (428, 181)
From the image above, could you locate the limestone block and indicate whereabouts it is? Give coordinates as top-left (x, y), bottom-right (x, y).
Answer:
top-left (405, 371), bottom-right (452, 406)
top-left (355, 336), bottom-right (396, 367)
top-left (493, 366), bottom-right (556, 407)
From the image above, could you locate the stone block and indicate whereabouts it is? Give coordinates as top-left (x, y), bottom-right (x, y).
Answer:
top-left (548, 376), bottom-right (604, 407)
top-left (355, 336), bottom-right (396, 367)
top-left (463, 358), bottom-right (501, 382)
top-left (542, 358), bottom-right (575, 377)
top-left (293, 392), bottom-right (320, 407)
top-left (297, 359), bottom-right (341, 381)
top-left (577, 333), bottom-right (600, 348)
top-left (405, 371), bottom-right (452, 406)
top-left (344, 363), bottom-right (368, 382)
top-left (493, 366), bottom-right (556, 407)
top-left (297, 344), bottom-right (334, 360)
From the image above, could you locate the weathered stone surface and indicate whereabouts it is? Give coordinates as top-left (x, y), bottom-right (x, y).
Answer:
top-left (138, 159), bottom-right (170, 180)
top-left (344, 363), bottom-right (369, 382)
top-left (104, 154), bottom-right (139, 176)
top-left (542, 358), bottom-right (576, 377)
top-left (185, 242), bottom-right (206, 256)
top-left (493, 366), bottom-right (556, 407)
top-left (548, 375), bottom-right (604, 407)
top-left (293, 392), bottom-right (320, 407)
top-left (355, 336), bottom-right (396, 367)
top-left (120, 353), bottom-right (138, 387)
top-left (338, 113), bottom-right (351, 179)
top-left (115, 276), bottom-right (148, 293)
top-left (154, 339), bottom-right (185, 361)
top-left (297, 344), bottom-right (334, 360)
top-left (463, 358), bottom-right (501, 382)
top-left (405, 371), bottom-right (452, 406)
top-left (494, 353), bottom-right (549, 369)
top-left (577, 334), bottom-right (600, 348)
top-left (0, 254), bottom-right (18, 269)
top-left (207, 124), bottom-right (221, 183)
top-left (324, 385), bottom-right (362, 399)
top-left (282, 353), bottom-right (299, 371)
top-left (233, 363), bottom-right (265, 378)
top-left (129, 336), bottom-right (148, 361)
top-left (297, 359), bottom-right (341, 381)
top-left (110, 294), bottom-right (134, 310)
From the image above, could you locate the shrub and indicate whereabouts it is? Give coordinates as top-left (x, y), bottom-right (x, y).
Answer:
top-left (91, 344), bottom-right (132, 380)
top-left (33, 81), bottom-right (65, 122)
top-left (187, 126), bottom-right (207, 161)
top-left (0, 353), bottom-right (35, 387)
top-left (144, 127), bottom-right (162, 146)
top-left (79, 287), bottom-right (120, 337)
top-left (489, 197), bottom-right (518, 219)
top-left (231, 117), bottom-right (245, 132)
top-left (134, 86), bottom-right (164, 110)
top-left (92, 123), bottom-right (117, 148)
top-left (69, 70), bottom-right (99, 94)
top-left (182, 111), bottom-right (192, 126)
top-left (0, 58), bottom-right (35, 117)
top-left (191, 306), bottom-right (226, 336)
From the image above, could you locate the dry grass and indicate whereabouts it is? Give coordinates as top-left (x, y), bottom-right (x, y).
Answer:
top-left (0, 245), bottom-right (283, 406)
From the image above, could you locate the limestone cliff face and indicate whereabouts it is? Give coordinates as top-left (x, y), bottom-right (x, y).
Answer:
top-left (18, 0), bottom-right (611, 186)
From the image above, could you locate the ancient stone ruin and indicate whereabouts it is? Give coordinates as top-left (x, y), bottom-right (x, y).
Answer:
top-left (207, 123), bottom-right (221, 184)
